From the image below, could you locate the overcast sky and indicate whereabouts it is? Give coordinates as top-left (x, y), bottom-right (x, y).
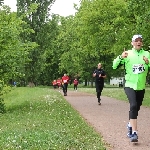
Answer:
top-left (4, 0), bottom-right (80, 16)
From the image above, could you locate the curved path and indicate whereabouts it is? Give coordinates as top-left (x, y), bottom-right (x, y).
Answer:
top-left (63, 90), bottom-right (150, 150)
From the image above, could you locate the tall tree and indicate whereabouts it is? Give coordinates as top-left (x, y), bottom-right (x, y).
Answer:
top-left (17, 0), bottom-right (56, 84)
top-left (38, 14), bottom-right (61, 85)
top-left (0, 6), bottom-right (37, 84)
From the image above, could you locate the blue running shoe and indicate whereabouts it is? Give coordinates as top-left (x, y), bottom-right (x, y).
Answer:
top-left (130, 132), bottom-right (138, 142)
top-left (127, 123), bottom-right (132, 138)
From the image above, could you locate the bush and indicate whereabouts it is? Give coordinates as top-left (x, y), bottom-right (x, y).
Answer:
top-left (0, 97), bottom-right (5, 113)
top-left (0, 80), bottom-right (6, 113)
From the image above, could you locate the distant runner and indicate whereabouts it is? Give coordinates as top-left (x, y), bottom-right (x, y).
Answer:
top-left (73, 78), bottom-right (79, 91)
top-left (93, 63), bottom-right (106, 105)
top-left (62, 73), bottom-right (69, 96)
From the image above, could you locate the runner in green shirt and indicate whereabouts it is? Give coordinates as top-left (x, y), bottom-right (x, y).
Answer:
top-left (112, 34), bottom-right (150, 142)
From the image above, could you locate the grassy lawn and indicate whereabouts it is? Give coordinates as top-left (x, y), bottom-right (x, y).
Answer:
top-left (1, 87), bottom-right (107, 150)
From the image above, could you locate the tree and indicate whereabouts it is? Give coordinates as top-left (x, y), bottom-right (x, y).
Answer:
top-left (38, 14), bottom-right (61, 85)
top-left (17, 0), bottom-right (56, 84)
top-left (0, 6), bottom-right (37, 84)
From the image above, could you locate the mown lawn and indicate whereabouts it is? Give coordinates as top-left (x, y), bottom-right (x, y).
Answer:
top-left (0, 87), bottom-right (107, 150)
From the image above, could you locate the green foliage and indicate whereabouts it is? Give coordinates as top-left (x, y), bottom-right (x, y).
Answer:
top-left (125, 0), bottom-right (150, 49)
top-left (38, 15), bottom-right (61, 84)
top-left (0, 5), bottom-right (38, 85)
top-left (17, 0), bottom-right (57, 84)
top-left (2, 0), bottom-right (150, 86)
top-left (57, 0), bottom-right (128, 80)
top-left (0, 97), bottom-right (5, 113)
top-left (0, 80), bottom-right (5, 113)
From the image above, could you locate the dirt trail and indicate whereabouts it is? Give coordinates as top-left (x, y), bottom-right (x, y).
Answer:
top-left (63, 90), bottom-right (150, 150)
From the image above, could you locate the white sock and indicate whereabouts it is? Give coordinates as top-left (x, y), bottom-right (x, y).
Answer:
top-left (128, 122), bottom-right (131, 127)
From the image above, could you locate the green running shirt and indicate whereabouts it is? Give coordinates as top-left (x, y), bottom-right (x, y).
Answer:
top-left (112, 48), bottom-right (150, 90)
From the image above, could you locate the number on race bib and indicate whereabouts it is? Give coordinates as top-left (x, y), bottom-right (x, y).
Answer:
top-left (132, 64), bottom-right (145, 74)
top-left (63, 80), bottom-right (67, 83)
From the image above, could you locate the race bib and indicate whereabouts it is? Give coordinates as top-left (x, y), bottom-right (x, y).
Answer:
top-left (63, 80), bottom-right (67, 83)
top-left (132, 64), bottom-right (145, 74)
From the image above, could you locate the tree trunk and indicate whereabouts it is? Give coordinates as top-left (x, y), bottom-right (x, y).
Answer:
top-left (84, 79), bottom-right (87, 86)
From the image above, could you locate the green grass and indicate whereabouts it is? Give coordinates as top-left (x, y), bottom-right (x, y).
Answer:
top-left (0, 87), bottom-right (107, 150)
top-left (77, 87), bottom-right (150, 107)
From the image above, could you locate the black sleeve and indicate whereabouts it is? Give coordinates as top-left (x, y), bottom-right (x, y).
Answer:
top-left (116, 62), bottom-right (125, 69)
top-left (100, 69), bottom-right (106, 76)
top-left (93, 69), bottom-right (97, 74)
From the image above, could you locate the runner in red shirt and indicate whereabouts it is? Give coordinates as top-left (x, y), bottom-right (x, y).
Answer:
top-left (57, 78), bottom-right (62, 92)
top-left (62, 74), bottom-right (69, 96)
top-left (73, 78), bottom-right (78, 91)
top-left (52, 80), bottom-right (57, 89)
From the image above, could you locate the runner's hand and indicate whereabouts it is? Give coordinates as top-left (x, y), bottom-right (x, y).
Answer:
top-left (143, 56), bottom-right (149, 64)
top-left (93, 73), bottom-right (96, 77)
top-left (121, 48), bottom-right (128, 58)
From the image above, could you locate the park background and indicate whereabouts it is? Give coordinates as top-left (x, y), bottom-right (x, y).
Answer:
top-left (1, 0), bottom-right (150, 149)
top-left (1, 0), bottom-right (150, 89)
top-left (1, 0), bottom-right (150, 112)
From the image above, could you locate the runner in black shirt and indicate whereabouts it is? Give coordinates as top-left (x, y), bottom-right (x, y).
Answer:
top-left (93, 63), bottom-right (106, 105)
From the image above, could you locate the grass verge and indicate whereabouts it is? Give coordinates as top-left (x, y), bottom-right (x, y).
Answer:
top-left (0, 87), bottom-right (107, 150)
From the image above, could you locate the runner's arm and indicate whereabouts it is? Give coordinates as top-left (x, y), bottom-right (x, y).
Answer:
top-left (112, 55), bottom-right (125, 69)
top-left (147, 52), bottom-right (150, 67)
